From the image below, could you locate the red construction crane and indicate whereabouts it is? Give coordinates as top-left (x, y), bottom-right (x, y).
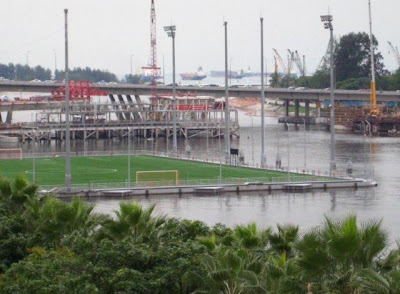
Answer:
top-left (142, 0), bottom-right (160, 98)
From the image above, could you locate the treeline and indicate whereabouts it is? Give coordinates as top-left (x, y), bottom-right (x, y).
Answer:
top-left (0, 63), bottom-right (52, 81)
top-left (56, 67), bottom-right (118, 83)
top-left (1, 176), bottom-right (400, 293)
top-left (271, 32), bottom-right (400, 91)
top-left (0, 62), bottom-right (142, 83)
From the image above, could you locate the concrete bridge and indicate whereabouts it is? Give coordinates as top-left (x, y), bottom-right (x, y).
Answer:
top-left (1, 80), bottom-right (400, 102)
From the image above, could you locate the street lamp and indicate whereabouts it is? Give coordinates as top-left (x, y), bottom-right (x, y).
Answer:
top-left (164, 25), bottom-right (178, 155)
top-left (130, 54), bottom-right (134, 76)
top-left (320, 14), bottom-right (337, 175)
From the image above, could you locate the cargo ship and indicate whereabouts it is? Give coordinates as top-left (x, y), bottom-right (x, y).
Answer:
top-left (210, 70), bottom-right (244, 79)
top-left (180, 66), bottom-right (207, 80)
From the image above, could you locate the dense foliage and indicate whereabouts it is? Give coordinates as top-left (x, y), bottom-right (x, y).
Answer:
top-left (1, 176), bottom-right (400, 293)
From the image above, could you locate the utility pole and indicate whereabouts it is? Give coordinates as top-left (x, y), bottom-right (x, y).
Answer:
top-left (321, 14), bottom-right (337, 174)
top-left (64, 9), bottom-right (72, 191)
top-left (224, 21), bottom-right (230, 164)
top-left (260, 17), bottom-right (266, 167)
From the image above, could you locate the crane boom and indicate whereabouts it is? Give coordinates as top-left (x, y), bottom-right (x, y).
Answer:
top-left (273, 49), bottom-right (287, 73)
top-left (287, 49), bottom-right (295, 73)
top-left (388, 41), bottom-right (400, 69)
top-left (294, 50), bottom-right (305, 76)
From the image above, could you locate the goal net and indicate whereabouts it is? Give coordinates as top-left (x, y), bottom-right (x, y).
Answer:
top-left (0, 148), bottom-right (23, 160)
top-left (136, 170), bottom-right (179, 186)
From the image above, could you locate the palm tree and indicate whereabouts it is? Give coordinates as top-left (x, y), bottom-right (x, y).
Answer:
top-left (102, 202), bottom-right (166, 242)
top-left (268, 224), bottom-right (299, 258)
top-left (27, 197), bottom-right (104, 247)
top-left (262, 253), bottom-right (303, 294)
top-left (233, 223), bottom-right (270, 250)
top-left (296, 215), bottom-right (390, 293)
top-left (186, 248), bottom-right (267, 294)
top-left (0, 176), bottom-right (38, 212)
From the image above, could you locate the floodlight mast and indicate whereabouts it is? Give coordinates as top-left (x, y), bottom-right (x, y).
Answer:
top-left (321, 14), bottom-right (337, 174)
top-left (164, 25), bottom-right (177, 155)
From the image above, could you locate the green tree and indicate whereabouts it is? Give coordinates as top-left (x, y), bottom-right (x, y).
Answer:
top-left (0, 176), bottom-right (38, 212)
top-left (26, 197), bottom-right (105, 247)
top-left (335, 32), bottom-right (386, 82)
top-left (101, 202), bottom-right (166, 242)
top-left (296, 215), bottom-right (389, 293)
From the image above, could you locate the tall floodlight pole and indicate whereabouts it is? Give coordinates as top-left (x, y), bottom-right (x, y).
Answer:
top-left (64, 9), bottom-right (72, 191)
top-left (217, 123), bottom-right (222, 186)
top-left (32, 130), bottom-right (36, 183)
top-left (224, 21), bottom-right (230, 164)
top-left (164, 25), bottom-right (177, 155)
top-left (128, 127), bottom-right (131, 187)
top-left (260, 17), bottom-right (266, 167)
top-left (301, 118), bottom-right (306, 170)
top-left (321, 14), bottom-right (336, 175)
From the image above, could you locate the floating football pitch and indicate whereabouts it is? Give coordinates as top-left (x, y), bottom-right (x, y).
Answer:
top-left (0, 155), bottom-right (306, 186)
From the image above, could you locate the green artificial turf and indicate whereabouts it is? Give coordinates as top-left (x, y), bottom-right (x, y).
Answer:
top-left (0, 155), bottom-right (308, 186)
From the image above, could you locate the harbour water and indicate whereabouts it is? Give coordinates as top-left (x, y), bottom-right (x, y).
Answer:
top-left (2, 114), bottom-right (400, 239)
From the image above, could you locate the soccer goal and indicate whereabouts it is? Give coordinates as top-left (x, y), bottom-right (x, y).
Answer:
top-left (136, 170), bottom-right (179, 186)
top-left (0, 148), bottom-right (23, 160)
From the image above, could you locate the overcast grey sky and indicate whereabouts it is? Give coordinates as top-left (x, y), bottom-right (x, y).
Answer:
top-left (0, 0), bottom-right (398, 76)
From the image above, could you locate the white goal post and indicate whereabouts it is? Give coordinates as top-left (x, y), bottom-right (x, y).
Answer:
top-left (136, 170), bottom-right (179, 185)
top-left (0, 148), bottom-right (23, 160)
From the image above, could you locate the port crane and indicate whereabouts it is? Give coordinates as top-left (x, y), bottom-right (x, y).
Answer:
top-left (293, 51), bottom-right (306, 77)
top-left (388, 41), bottom-right (400, 69)
top-left (272, 49), bottom-right (288, 73)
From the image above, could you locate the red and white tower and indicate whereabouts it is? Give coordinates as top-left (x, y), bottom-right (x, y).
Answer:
top-left (142, 0), bottom-right (160, 98)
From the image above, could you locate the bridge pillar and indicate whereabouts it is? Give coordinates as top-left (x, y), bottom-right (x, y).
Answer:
top-left (295, 100), bottom-right (300, 118)
top-left (5, 111), bottom-right (12, 124)
top-left (305, 101), bottom-right (310, 117)
top-left (285, 100), bottom-right (290, 116)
